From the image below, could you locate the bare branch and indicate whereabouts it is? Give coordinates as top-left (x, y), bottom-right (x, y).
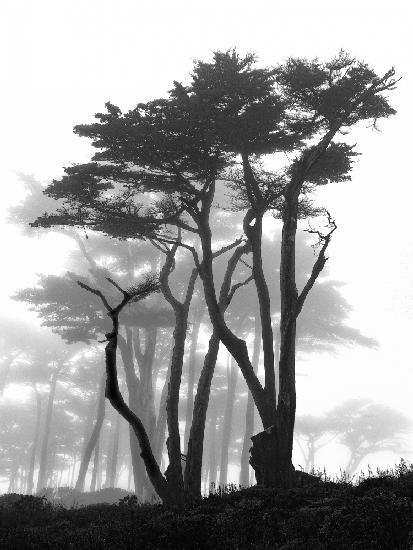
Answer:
top-left (77, 281), bottom-right (112, 312)
top-left (226, 274), bottom-right (254, 305)
top-left (212, 237), bottom-right (245, 259)
top-left (106, 277), bottom-right (129, 298)
top-left (156, 235), bottom-right (201, 270)
top-left (184, 268), bottom-right (199, 309)
top-left (296, 212), bottom-right (337, 317)
top-left (239, 258), bottom-right (253, 270)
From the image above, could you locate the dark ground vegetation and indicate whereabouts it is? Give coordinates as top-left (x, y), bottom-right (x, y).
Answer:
top-left (1, 462), bottom-right (412, 549)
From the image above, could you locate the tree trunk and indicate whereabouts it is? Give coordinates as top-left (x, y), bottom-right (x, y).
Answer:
top-left (107, 412), bottom-right (121, 487)
top-left (90, 433), bottom-right (100, 491)
top-left (219, 355), bottom-right (238, 487)
top-left (183, 304), bottom-right (204, 452)
top-left (75, 370), bottom-right (106, 492)
top-left (27, 385), bottom-right (42, 494)
top-left (159, 251), bottom-right (197, 501)
top-left (184, 330), bottom-right (220, 496)
top-left (208, 409), bottom-right (219, 492)
top-left (134, 327), bottom-right (157, 443)
top-left (70, 454), bottom-right (77, 487)
top-left (240, 314), bottom-right (261, 487)
top-left (134, 327), bottom-right (159, 502)
top-left (184, 241), bottom-right (250, 497)
top-left (118, 331), bottom-right (150, 498)
top-left (8, 461), bottom-right (19, 493)
top-left (153, 367), bottom-right (169, 464)
top-left (164, 307), bottom-right (188, 496)
top-left (37, 368), bottom-right (59, 493)
top-left (104, 310), bottom-right (174, 505)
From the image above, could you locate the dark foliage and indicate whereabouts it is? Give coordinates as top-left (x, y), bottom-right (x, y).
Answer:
top-left (1, 463), bottom-right (412, 549)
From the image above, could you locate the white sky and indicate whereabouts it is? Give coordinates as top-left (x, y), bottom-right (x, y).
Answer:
top-left (1, 0), bottom-right (412, 473)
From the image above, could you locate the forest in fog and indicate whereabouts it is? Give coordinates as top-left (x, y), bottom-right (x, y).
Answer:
top-left (1, 49), bottom-right (411, 507)
top-left (4, 178), bottom-right (409, 499)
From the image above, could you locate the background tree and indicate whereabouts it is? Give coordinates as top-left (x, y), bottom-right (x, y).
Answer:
top-left (295, 399), bottom-right (412, 474)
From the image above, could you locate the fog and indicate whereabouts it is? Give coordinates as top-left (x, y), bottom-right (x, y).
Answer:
top-left (1, 0), bottom-right (412, 500)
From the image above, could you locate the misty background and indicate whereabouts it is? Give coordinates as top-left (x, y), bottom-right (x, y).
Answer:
top-left (1, 0), bottom-right (412, 496)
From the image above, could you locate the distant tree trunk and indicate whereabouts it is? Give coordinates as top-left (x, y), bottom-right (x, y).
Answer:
top-left (90, 434), bottom-right (100, 491)
top-left (8, 462), bottom-right (19, 493)
top-left (70, 454), bottom-right (77, 487)
top-left (0, 352), bottom-right (21, 395)
top-left (345, 450), bottom-right (366, 476)
top-left (134, 326), bottom-right (159, 502)
top-left (219, 355), bottom-right (238, 487)
top-left (80, 393), bottom-right (98, 458)
top-left (37, 368), bottom-right (59, 492)
top-left (75, 370), bottom-right (106, 492)
top-left (307, 438), bottom-right (316, 471)
top-left (134, 327), bottom-right (157, 443)
top-left (106, 412), bottom-right (121, 488)
top-left (183, 304), bottom-right (204, 452)
top-left (27, 385), bottom-right (42, 494)
top-left (127, 459), bottom-right (132, 491)
top-left (208, 410), bottom-right (219, 492)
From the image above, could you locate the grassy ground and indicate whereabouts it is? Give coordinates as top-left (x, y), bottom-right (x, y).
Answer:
top-left (0, 462), bottom-right (412, 549)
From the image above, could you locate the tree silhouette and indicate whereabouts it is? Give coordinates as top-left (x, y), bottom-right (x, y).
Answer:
top-left (31, 50), bottom-right (397, 492)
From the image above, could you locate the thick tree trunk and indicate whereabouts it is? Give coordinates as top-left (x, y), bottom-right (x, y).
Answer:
top-left (75, 370), bottom-right (106, 492)
top-left (184, 330), bottom-right (220, 496)
top-left (164, 307), bottom-right (188, 496)
top-left (36, 369), bottom-right (59, 493)
top-left (219, 356), bottom-right (238, 487)
top-left (27, 385), bottom-right (41, 494)
top-left (183, 305), bottom-right (204, 452)
top-left (240, 315), bottom-right (261, 487)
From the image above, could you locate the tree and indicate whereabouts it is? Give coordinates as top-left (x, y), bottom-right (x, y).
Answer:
top-left (295, 400), bottom-right (412, 475)
top-left (331, 399), bottom-right (411, 475)
top-left (32, 50), bottom-right (397, 493)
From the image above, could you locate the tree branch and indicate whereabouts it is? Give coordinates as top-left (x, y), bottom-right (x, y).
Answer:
top-left (77, 281), bottom-right (112, 313)
top-left (295, 213), bottom-right (337, 317)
